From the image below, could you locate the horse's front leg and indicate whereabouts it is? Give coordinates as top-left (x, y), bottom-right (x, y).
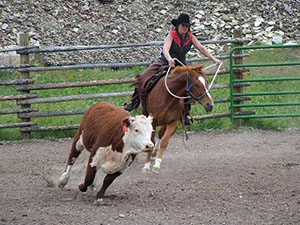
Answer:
top-left (152, 121), bottom-right (178, 173)
top-left (151, 125), bottom-right (166, 157)
top-left (143, 151), bottom-right (152, 173)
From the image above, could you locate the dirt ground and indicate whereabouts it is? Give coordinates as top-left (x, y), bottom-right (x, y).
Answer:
top-left (0, 130), bottom-right (300, 225)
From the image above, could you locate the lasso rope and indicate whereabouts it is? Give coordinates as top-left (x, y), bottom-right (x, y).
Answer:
top-left (207, 62), bottom-right (223, 90)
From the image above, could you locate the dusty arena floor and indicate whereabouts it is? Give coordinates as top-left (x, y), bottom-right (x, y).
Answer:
top-left (0, 130), bottom-right (300, 225)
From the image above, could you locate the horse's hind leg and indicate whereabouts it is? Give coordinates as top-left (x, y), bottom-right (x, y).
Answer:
top-left (58, 132), bottom-right (85, 188)
top-left (143, 127), bottom-right (157, 173)
top-left (151, 125), bottom-right (166, 157)
top-left (153, 121), bottom-right (178, 173)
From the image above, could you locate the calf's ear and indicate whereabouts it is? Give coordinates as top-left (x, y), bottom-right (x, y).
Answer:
top-left (122, 117), bottom-right (131, 132)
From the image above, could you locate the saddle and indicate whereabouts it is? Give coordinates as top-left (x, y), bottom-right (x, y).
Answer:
top-left (144, 70), bottom-right (166, 95)
top-left (139, 70), bottom-right (167, 115)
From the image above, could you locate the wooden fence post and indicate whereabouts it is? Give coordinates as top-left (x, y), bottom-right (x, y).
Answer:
top-left (18, 33), bottom-right (31, 139)
top-left (233, 29), bottom-right (244, 127)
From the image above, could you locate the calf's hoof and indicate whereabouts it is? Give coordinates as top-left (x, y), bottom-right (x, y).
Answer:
top-left (58, 182), bottom-right (66, 189)
top-left (93, 198), bottom-right (106, 206)
top-left (78, 183), bottom-right (88, 192)
top-left (58, 173), bottom-right (69, 189)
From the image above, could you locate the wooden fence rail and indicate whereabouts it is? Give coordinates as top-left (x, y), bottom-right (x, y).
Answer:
top-left (0, 54), bottom-right (248, 71)
top-left (0, 32), bottom-right (252, 138)
top-left (17, 92), bottom-right (133, 105)
top-left (15, 38), bottom-right (249, 54)
top-left (0, 79), bottom-right (34, 86)
top-left (0, 108), bottom-right (38, 115)
top-left (17, 96), bottom-right (251, 119)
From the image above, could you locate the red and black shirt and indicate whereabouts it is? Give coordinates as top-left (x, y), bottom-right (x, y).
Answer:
top-left (161, 29), bottom-right (193, 66)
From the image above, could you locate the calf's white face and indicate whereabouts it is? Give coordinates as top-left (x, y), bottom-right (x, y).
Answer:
top-left (122, 115), bottom-right (154, 154)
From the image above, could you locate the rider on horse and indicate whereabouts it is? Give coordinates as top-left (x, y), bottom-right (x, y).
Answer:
top-left (124, 13), bottom-right (221, 125)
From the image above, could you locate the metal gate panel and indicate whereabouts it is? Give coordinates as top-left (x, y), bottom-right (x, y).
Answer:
top-left (229, 44), bottom-right (300, 120)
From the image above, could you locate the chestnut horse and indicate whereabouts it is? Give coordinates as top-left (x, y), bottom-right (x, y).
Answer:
top-left (141, 65), bottom-right (214, 173)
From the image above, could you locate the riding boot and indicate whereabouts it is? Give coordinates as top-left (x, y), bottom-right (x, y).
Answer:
top-left (124, 88), bottom-right (140, 111)
top-left (183, 101), bottom-right (193, 126)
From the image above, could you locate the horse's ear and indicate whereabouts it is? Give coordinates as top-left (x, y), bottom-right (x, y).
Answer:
top-left (147, 113), bottom-right (153, 123)
top-left (191, 65), bottom-right (204, 74)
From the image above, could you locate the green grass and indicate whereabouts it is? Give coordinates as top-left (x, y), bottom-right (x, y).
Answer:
top-left (0, 46), bottom-right (299, 140)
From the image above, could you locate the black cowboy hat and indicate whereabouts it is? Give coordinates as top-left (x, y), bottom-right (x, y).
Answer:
top-left (171, 13), bottom-right (193, 26)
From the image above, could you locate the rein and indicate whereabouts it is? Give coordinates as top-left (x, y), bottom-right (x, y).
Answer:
top-left (185, 77), bottom-right (208, 101)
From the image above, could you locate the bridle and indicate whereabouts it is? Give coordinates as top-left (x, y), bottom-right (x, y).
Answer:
top-left (164, 58), bottom-right (222, 101)
top-left (185, 76), bottom-right (209, 101)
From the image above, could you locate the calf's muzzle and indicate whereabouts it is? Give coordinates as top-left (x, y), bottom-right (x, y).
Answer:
top-left (142, 142), bottom-right (154, 153)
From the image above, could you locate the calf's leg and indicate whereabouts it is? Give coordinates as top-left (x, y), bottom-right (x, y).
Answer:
top-left (96, 172), bottom-right (122, 199)
top-left (58, 132), bottom-right (84, 188)
top-left (78, 150), bottom-right (97, 192)
top-left (90, 170), bottom-right (99, 191)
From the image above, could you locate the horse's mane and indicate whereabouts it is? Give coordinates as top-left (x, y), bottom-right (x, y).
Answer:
top-left (170, 65), bottom-right (207, 79)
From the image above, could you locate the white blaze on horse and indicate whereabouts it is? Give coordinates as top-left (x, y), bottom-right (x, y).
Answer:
top-left (58, 101), bottom-right (154, 203)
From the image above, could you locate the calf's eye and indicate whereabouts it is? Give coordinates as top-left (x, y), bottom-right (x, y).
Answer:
top-left (135, 129), bottom-right (139, 133)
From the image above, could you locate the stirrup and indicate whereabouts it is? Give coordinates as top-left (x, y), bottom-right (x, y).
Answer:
top-left (124, 102), bottom-right (134, 111)
top-left (184, 115), bottom-right (193, 126)
top-left (123, 102), bottom-right (139, 112)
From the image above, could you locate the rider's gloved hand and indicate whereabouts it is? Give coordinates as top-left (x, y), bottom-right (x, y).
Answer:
top-left (213, 58), bottom-right (222, 65)
top-left (168, 58), bottom-right (175, 68)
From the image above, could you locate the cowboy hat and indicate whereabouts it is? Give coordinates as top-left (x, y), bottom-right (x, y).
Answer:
top-left (171, 13), bottom-right (193, 26)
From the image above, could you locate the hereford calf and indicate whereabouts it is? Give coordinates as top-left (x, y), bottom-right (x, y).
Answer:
top-left (58, 101), bottom-right (154, 202)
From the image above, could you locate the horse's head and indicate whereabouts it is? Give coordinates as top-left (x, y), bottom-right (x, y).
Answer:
top-left (185, 65), bottom-right (214, 112)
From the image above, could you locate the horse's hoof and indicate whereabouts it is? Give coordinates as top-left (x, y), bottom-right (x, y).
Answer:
top-left (93, 198), bottom-right (106, 206)
top-left (152, 166), bottom-right (160, 174)
top-left (78, 183), bottom-right (88, 192)
top-left (142, 162), bottom-right (151, 173)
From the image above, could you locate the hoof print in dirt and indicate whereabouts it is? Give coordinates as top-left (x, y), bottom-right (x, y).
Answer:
top-left (43, 176), bottom-right (56, 188)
